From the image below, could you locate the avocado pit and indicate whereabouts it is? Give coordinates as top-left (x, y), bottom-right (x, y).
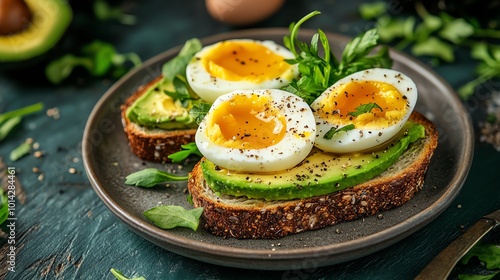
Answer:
top-left (0, 0), bottom-right (33, 36)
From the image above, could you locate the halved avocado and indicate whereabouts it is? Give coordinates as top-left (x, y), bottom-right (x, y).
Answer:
top-left (0, 0), bottom-right (72, 62)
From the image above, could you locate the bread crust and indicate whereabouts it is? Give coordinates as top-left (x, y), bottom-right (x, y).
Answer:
top-left (187, 112), bottom-right (438, 239)
top-left (121, 75), bottom-right (197, 163)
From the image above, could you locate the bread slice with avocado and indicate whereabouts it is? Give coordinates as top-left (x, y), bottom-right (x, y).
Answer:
top-left (121, 75), bottom-right (198, 163)
top-left (187, 111), bottom-right (438, 239)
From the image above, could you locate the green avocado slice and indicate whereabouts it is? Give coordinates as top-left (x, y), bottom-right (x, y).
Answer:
top-left (0, 0), bottom-right (72, 62)
top-left (126, 77), bottom-right (198, 130)
top-left (200, 121), bottom-right (426, 200)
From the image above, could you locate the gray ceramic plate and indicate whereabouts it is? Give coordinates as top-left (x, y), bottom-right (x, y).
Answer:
top-left (82, 28), bottom-right (473, 270)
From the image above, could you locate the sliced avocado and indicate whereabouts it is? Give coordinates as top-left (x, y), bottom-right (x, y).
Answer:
top-left (201, 122), bottom-right (426, 200)
top-left (0, 0), bottom-right (72, 62)
top-left (126, 77), bottom-right (198, 130)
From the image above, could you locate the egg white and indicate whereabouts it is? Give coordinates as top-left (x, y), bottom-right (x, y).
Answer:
top-left (186, 39), bottom-right (299, 103)
top-left (196, 89), bottom-right (316, 172)
top-left (311, 68), bottom-right (418, 154)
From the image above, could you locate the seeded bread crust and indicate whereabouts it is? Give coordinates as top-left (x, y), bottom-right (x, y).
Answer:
top-left (121, 75), bottom-right (197, 163)
top-left (187, 112), bottom-right (438, 239)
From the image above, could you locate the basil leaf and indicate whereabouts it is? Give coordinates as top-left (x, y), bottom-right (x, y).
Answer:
top-left (348, 103), bottom-right (383, 117)
top-left (144, 205), bottom-right (203, 231)
top-left (323, 124), bottom-right (355, 140)
top-left (168, 142), bottom-right (202, 163)
top-left (125, 168), bottom-right (188, 188)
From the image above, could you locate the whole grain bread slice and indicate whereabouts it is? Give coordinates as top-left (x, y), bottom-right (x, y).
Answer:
top-left (187, 111), bottom-right (438, 239)
top-left (121, 75), bottom-right (197, 163)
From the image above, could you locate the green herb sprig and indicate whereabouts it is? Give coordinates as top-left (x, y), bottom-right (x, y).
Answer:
top-left (168, 142), bottom-right (202, 163)
top-left (348, 103), bottom-right (383, 117)
top-left (360, 1), bottom-right (500, 99)
top-left (144, 205), bottom-right (203, 231)
top-left (323, 124), bottom-right (355, 140)
top-left (46, 40), bottom-right (141, 84)
top-left (124, 168), bottom-right (188, 188)
top-left (282, 11), bottom-right (392, 104)
top-left (458, 242), bottom-right (500, 279)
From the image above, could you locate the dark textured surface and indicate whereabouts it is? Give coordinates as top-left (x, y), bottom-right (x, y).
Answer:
top-left (0, 0), bottom-right (499, 279)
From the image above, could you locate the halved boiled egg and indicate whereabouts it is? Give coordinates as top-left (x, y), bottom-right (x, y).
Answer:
top-left (186, 39), bottom-right (298, 103)
top-left (311, 68), bottom-right (417, 153)
top-left (195, 89), bottom-right (316, 172)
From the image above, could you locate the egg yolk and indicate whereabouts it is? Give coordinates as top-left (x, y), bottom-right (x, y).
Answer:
top-left (318, 81), bottom-right (408, 127)
top-left (201, 41), bottom-right (293, 83)
top-left (206, 94), bottom-right (287, 149)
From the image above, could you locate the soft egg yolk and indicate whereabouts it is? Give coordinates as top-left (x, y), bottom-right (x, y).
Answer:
top-left (206, 94), bottom-right (286, 149)
top-left (318, 81), bottom-right (408, 127)
top-left (201, 41), bottom-right (293, 83)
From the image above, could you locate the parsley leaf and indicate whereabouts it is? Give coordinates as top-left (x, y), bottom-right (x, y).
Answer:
top-left (125, 168), bottom-right (188, 188)
top-left (348, 103), bottom-right (383, 117)
top-left (323, 124), bottom-right (355, 140)
top-left (144, 205), bottom-right (203, 231)
top-left (168, 142), bottom-right (202, 163)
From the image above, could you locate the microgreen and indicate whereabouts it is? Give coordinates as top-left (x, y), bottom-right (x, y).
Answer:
top-left (348, 103), bottom-right (383, 117)
top-left (144, 205), bottom-right (203, 231)
top-left (168, 142), bottom-right (202, 163)
top-left (110, 268), bottom-right (146, 280)
top-left (0, 189), bottom-right (8, 225)
top-left (323, 124), bottom-right (355, 140)
top-left (46, 40), bottom-right (141, 84)
top-left (124, 168), bottom-right (188, 188)
top-left (283, 11), bottom-right (392, 104)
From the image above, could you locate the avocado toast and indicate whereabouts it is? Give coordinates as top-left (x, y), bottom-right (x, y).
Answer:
top-left (188, 111), bottom-right (438, 239)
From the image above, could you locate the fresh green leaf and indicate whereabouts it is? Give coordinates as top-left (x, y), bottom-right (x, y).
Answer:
top-left (0, 189), bottom-right (8, 225)
top-left (0, 102), bottom-right (44, 124)
top-left (439, 18), bottom-right (475, 44)
top-left (45, 55), bottom-right (93, 84)
top-left (412, 36), bottom-right (454, 62)
top-left (348, 103), bottom-right (383, 117)
top-left (0, 116), bottom-right (22, 142)
top-left (110, 268), bottom-right (146, 280)
top-left (82, 41), bottom-right (116, 75)
top-left (94, 0), bottom-right (137, 25)
top-left (462, 243), bottom-right (500, 270)
top-left (125, 168), bottom-right (188, 188)
top-left (162, 38), bottom-right (202, 81)
top-left (359, 1), bottom-right (387, 20)
top-left (9, 141), bottom-right (31, 162)
top-left (189, 102), bottom-right (211, 125)
top-left (339, 29), bottom-right (379, 67)
top-left (323, 124), bottom-right (355, 140)
top-left (144, 205), bottom-right (203, 231)
top-left (168, 142), bottom-right (202, 163)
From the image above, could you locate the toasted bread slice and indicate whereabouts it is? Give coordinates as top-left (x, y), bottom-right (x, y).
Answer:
top-left (121, 75), bottom-right (197, 163)
top-left (187, 111), bottom-right (438, 239)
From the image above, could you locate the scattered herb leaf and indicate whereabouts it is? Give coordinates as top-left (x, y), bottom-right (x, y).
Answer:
top-left (168, 142), bottom-right (202, 163)
top-left (0, 116), bottom-right (22, 142)
top-left (0, 189), bottom-right (8, 225)
top-left (124, 168), bottom-right (188, 188)
top-left (94, 0), bottom-right (137, 25)
top-left (9, 141), bottom-right (31, 162)
top-left (144, 205), bottom-right (203, 231)
top-left (461, 243), bottom-right (500, 270)
top-left (189, 102), bottom-right (211, 125)
top-left (110, 268), bottom-right (146, 280)
top-left (46, 40), bottom-right (141, 84)
top-left (323, 124), bottom-right (355, 140)
top-left (0, 102), bottom-right (44, 125)
top-left (162, 38), bottom-right (202, 82)
top-left (348, 103), bottom-right (383, 117)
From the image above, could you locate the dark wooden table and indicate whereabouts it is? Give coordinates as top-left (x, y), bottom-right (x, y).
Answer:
top-left (1, 1), bottom-right (499, 279)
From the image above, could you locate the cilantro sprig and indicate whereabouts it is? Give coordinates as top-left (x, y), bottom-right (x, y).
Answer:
top-left (282, 11), bottom-right (392, 104)
top-left (323, 124), bottom-right (355, 140)
top-left (348, 103), bottom-right (383, 117)
top-left (168, 142), bottom-right (202, 163)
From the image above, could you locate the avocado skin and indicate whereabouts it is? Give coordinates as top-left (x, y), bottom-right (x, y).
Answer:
top-left (201, 122), bottom-right (426, 201)
top-left (126, 77), bottom-right (198, 130)
top-left (0, 0), bottom-right (72, 62)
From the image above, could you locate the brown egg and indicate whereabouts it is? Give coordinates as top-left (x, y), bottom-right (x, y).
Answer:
top-left (205, 0), bottom-right (285, 26)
